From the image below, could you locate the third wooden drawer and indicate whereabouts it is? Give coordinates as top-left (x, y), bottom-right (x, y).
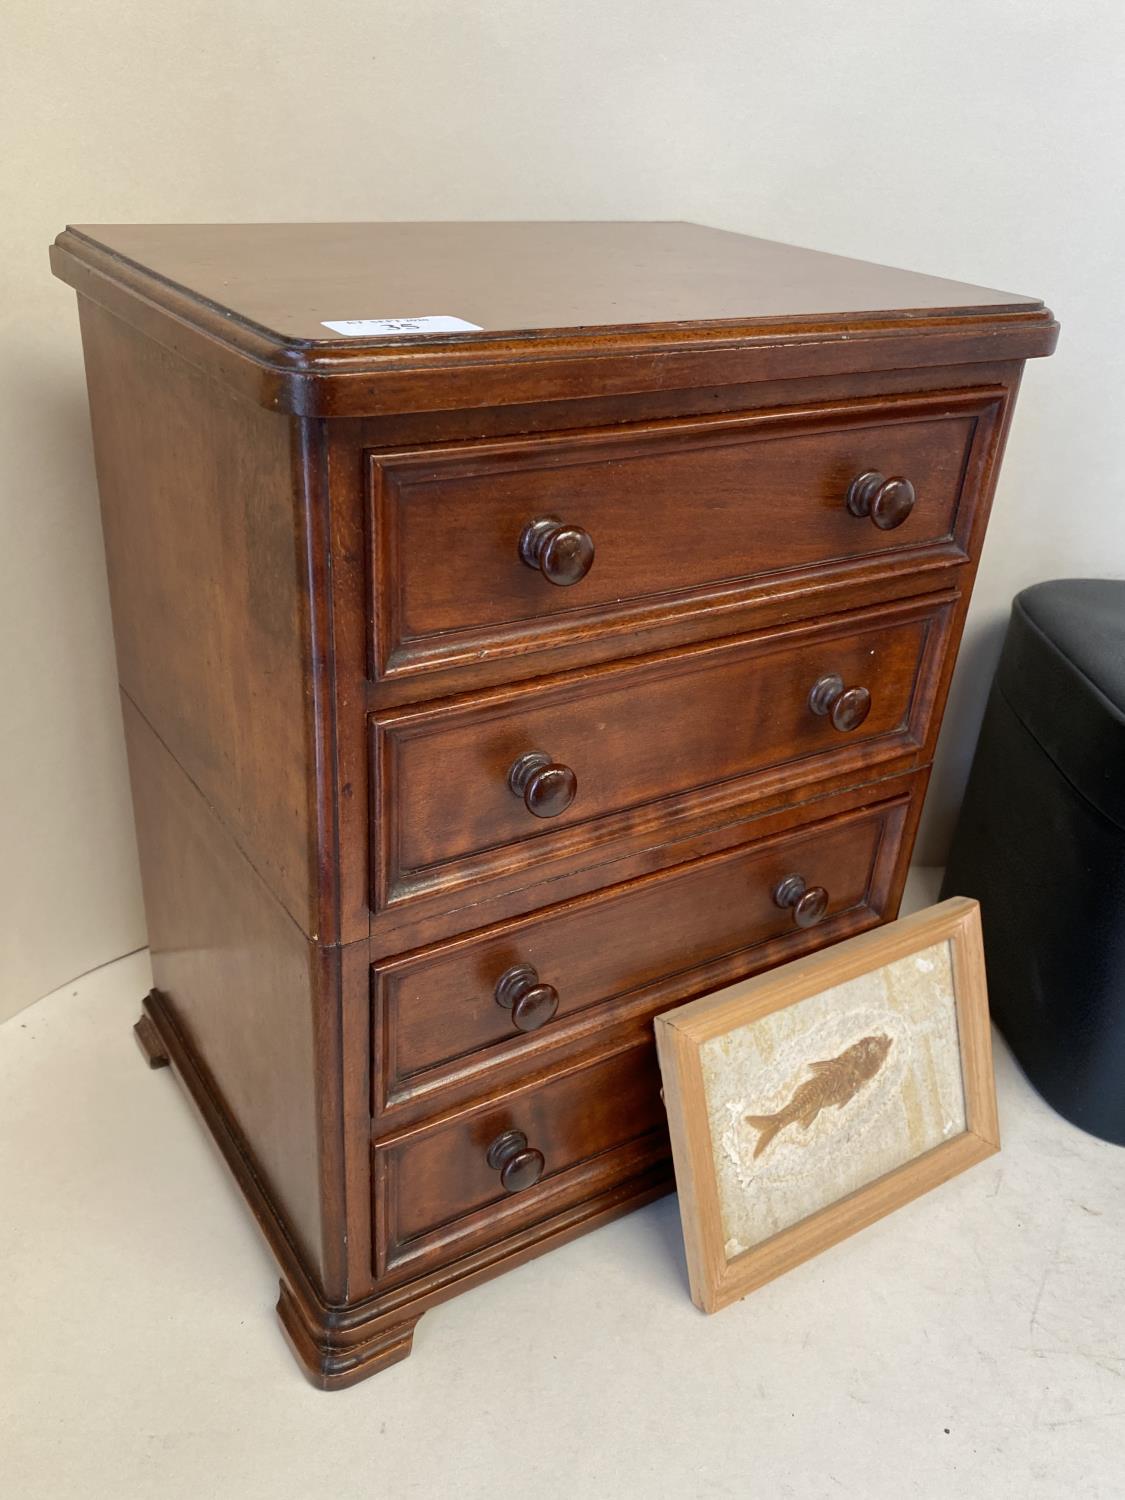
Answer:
top-left (371, 774), bottom-right (921, 1124)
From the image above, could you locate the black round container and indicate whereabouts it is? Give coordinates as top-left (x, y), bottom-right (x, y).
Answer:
top-left (942, 578), bottom-right (1125, 1145)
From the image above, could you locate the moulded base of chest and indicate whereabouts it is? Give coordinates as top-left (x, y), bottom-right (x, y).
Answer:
top-left (274, 1167), bottom-right (674, 1390)
top-left (135, 985), bottom-right (674, 1389)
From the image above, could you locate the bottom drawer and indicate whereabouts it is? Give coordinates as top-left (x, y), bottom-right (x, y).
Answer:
top-left (372, 1040), bottom-right (667, 1280)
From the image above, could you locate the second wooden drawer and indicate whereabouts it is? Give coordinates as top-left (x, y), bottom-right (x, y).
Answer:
top-left (371, 592), bottom-right (952, 913)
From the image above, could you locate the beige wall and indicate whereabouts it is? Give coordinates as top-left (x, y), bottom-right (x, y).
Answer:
top-left (4, 1), bottom-right (1124, 1020)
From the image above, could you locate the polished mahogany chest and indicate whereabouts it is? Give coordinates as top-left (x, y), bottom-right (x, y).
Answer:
top-left (51, 222), bottom-right (1056, 1386)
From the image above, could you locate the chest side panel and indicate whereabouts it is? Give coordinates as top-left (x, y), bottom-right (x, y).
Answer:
top-left (77, 298), bottom-right (319, 937)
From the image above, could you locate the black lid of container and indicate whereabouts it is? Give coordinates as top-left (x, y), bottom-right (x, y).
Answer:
top-left (997, 579), bottom-right (1125, 831)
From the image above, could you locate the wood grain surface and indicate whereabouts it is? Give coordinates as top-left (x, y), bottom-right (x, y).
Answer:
top-left (51, 222), bottom-right (1057, 415)
top-left (56, 221), bottom-right (1045, 342)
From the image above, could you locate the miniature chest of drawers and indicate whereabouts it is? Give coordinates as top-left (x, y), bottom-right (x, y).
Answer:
top-left (51, 222), bottom-right (1056, 1387)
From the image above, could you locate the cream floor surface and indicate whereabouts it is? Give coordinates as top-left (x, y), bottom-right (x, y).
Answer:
top-left (3, 871), bottom-right (1123, 1499)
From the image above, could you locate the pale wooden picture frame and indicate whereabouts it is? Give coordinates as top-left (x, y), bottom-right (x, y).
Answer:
top-left (655, 897), bottom-right (999, 1314)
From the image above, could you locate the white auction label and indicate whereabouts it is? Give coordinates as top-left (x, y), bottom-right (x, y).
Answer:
top-left (320, 315), bottom-right (482, 337)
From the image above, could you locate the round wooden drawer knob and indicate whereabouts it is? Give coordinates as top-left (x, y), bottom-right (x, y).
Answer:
top-left (808, 673), bottom-right (872, 732)
top-left (487, 1129), bottom-right (545, 1193)
top-left (846, 471), bottom-right (916, 530)
top-left (508, 751), bottom-right (577, 817)
top-left (774, 873), bottom-right (830, 929)
top-left (519, 516), bottom-right (595, 586)
top-left (494, 963), bottom-right (560, 1033)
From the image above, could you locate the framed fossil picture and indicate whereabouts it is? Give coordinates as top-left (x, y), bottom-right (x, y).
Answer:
top-left (654, 897), bottom-right (998, 1313)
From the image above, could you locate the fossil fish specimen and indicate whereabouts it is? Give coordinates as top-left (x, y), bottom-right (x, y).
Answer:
top-left (745, 1033), bottom-right (893, 1159)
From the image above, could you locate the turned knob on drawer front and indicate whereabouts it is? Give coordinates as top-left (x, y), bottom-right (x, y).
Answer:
top-left (519, 515), bottom-right (595, 585)
top-left (774, 874), bottom-right (830, 928)
top-left (494, 963), bottom-right (560, 1033)
top-left (809, 673), bottom-right (872, 732)
top-left (487, 1130), bottom-right (545, 1193)
top-left (508, 751), bottom-right (578, 817)
top-left (846, 471), bottom-right (916, 530)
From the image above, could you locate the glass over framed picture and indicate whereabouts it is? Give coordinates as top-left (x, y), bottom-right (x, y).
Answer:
top-left (655, 897), bottom-right (999, 1313)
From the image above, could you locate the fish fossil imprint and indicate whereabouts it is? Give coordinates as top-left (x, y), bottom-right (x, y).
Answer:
top-left (745, 1033), bottom-right (893, 1159)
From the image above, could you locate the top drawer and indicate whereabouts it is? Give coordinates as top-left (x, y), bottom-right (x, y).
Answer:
top-left (368, 389), bottom-right (1003, 679)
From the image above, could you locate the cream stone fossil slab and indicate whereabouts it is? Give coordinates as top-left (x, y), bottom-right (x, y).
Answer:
top-left (655, 899), bottom-right (999, 1313)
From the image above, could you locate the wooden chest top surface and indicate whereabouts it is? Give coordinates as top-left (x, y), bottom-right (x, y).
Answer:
top-left (51, 222), bottom-right (1057, 417)
top-left (54, 219), bottom-right (1044, 344)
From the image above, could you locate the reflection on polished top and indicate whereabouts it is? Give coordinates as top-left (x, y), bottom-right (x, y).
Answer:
top-left (53, 220), bottom-right (1048, 344)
